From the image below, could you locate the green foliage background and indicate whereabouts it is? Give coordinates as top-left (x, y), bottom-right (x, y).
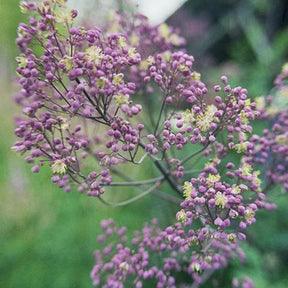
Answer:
top-left (0, 0), bottom-right (288, 287)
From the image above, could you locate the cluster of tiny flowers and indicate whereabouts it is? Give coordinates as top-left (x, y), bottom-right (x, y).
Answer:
top-left (246, 63), bottom-right (288, 191)
top-left (12, 0), bottom-right (260, 195)
top-left (12, 0), bottom-right (185, 195)
top-left (179, 157), bottom-right (275, 230)
top-left (12, 1), bottom-right (288, 287)
top-left (91, 219), bottom-right (244, 288)
top-left (156, 77), bottom-right (259, 157)
top-left (89, 63), bottom-right (285, 286)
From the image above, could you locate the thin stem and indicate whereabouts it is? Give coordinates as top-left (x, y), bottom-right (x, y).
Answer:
top-left (98, 181), bottom-right (162, 207)
top-left (75, 78), bottom-right (95, 106)
top-left (50, 82), bottom-right (71, 107)
top-left (53, 32), bottom-right (65, 57)
top-left (153, 92), bottom-right (168, 135)
top-left (110, 167), bottom-right (134, 182)
top-left (137, 141), bottom-right (182, 195)
top-left (153, 189), bottom-right (182, 204)
top-left (180, 142), bottom-right (210, 166)
top-left (101, 176), bottom-right (164, 187)
top-left (154, 160), bottom-right (182, 195)
top-left (183, 169), bottom-right (202, 175)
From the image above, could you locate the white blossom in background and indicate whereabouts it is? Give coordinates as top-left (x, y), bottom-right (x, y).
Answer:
top-left (135, 0), bottom-right (187, 24)
top-left (68, 0), bottom-right (187, 24)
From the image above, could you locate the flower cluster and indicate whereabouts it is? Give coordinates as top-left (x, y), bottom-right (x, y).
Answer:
top-left (246, 63), bottom-right (288, 191)
top-left (90, 155), bottom-right (276, 287)
top-left (12, 1), bottom-right (288, 287)
top-left (91, 218), bottom-right (244, 288)
top-left (13, 0), bottom-right (191, 196)
top-left (13, 0), bottom-right (259, 197)
top-left (179, 157), bottom-right (275, 230)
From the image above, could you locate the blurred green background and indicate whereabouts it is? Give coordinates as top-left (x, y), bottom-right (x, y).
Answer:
top-left (0, 0), bottom-right (288, 287)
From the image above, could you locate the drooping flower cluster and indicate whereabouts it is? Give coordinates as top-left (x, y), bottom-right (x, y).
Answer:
top-left (13, 0), bottom-right (146, 195)
top-left (12, 1), bottom-right (288, 287)
top-left (13, 0), bottom-right (190, 196)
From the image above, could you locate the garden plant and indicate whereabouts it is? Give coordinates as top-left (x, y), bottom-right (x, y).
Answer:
top-left (12, 0), bottom-right (288, 287)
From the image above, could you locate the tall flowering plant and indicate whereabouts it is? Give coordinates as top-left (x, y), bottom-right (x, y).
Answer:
top-left (12, 0), bottom-right (288, 287)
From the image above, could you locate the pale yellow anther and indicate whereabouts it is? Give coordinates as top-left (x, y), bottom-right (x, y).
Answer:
top-left (118, 36), bottom-right (127, 49)
top-left (191, 262), bottom-right (201, 273)
top-left (114, 94), bottom-right (129, 106)
top-left (215, 191), bottom-right (227, 209)
top-left (85, 46), bottom-right (104, 65)
top-left (244, 209), bottom-right (255, 220)
top-left (234, 141), bottom-right (249, 153)
top-left (182, 109), bottom-right (195, 124)
top-left (197, 105), bottom-right (218, 132)
top-left (54, 7), bottom-right (73, 24)
top-left (51, 159), bottom-right (67, 174)
top-left (191, 72), bottom-right (201, 81)
top-left (207, 174), bottom-right (220, 187)
top-left (112, 73), bottom-right (124, 85)
top-left (240, 164), bottom-right (253, 177)
top-left (276, 134), bottom-right (288, 146)
top-left (176, 209), bottom-right (187, 223)
top-left (183, 181), bottom-right (193, 198)
top-left (16, 56), bottom-right (28, 69)
top-left (127, 48), bottom-right (138, 59)
top-left (119, 262), bottom-right (129, 272)
top-left (60, 56), bottom-right (75, 71)
top-left (231, 185), bottom-right (241, 194)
